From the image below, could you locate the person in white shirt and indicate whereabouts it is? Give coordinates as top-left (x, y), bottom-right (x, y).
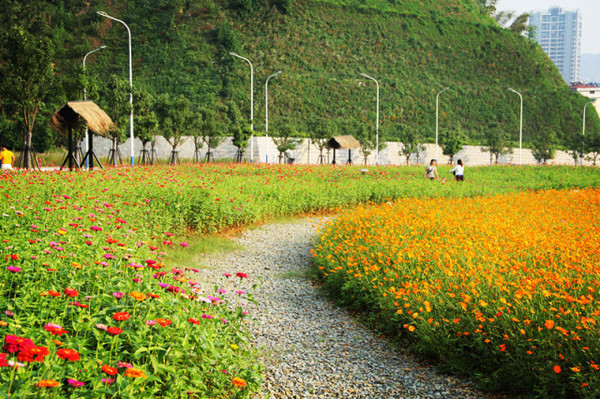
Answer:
top-left (450, 159), bottom-right (464, 181)
top-left (425, 159), bottom-right (438, 180)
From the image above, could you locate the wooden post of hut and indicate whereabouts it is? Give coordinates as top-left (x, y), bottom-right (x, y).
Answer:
top-left (326, 135), bottom-right (361, 165)
top-left (50, 101), bottom-right (114, 171)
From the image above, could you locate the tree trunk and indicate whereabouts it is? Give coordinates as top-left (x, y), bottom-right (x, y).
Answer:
top-left (24, 130), bottom-right (33, 170)
top-left (112, 137), bottom-right (118, 167)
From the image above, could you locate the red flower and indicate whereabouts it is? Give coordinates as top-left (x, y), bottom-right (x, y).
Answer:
top-left (113, 312), bottom-right (131, 321)
top-left (553, 365), bottom-right (562, 373)
top-left (3, 335), bottom-right (34, 353)
top-left (44, 323), bottom-right (68, 336)
top-left (64, 287), bottom-right (79, 298)
top-left (85, 240), bottom-right (92, 246)
top-left (102, 364), bottom-right (119, 376)
top-left (56, 348), bottom-right (80, 362)
top-left (18, 345), bottom-right (50, 362)
top-left (236, 272), bottom-right (248, 279)
top-left (0, 352), bottom-right (8, 367)
top-left (107, 327), bottom-right (123, 335)
top-left (48, 291), bottom-right (61, 297)
top-left (188, 318), bottom-right (200, 325)
top-left (155, 318), bottom-right (172, 327)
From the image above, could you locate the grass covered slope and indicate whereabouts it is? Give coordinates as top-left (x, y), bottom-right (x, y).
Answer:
top-left (83, 0), bottom-right (598, 143)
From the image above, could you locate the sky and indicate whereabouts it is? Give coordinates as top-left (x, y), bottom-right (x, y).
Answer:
top-left (495, 0), bottom-right (600, 54)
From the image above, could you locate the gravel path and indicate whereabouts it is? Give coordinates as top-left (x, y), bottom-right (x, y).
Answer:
top-left (200, 218), bottom-right (492, 399)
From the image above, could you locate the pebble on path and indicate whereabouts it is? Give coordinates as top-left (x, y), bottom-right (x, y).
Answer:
top-left (198, 218), bottom-right (498, 399)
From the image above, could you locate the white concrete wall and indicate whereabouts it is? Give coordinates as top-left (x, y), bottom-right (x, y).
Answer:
top-left (89, 136), bottom-right (591, 166)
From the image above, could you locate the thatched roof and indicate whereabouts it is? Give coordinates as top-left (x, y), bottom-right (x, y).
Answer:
top-left (50, 101), bottom-right (114, 137)
top-left (327, 135), bottom-right (361, 150)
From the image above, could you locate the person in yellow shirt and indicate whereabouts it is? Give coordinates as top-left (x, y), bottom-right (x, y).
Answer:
top-left (0, 147), bottom-right (16, 170)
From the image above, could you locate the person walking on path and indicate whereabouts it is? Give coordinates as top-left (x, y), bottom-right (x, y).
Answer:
top-left (0, 147), bottom-right (15, 171)
top-left (450, 159), bottom-right (465, 181)
top-left (425, 159), bottom-right (438, 180)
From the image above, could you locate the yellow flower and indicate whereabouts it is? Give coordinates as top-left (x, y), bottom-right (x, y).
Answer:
top-left (130, 292), bottom-right (147, 301)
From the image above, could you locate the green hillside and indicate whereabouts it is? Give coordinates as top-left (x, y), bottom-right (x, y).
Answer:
top-left (1, 0), bottom-right (598, 153)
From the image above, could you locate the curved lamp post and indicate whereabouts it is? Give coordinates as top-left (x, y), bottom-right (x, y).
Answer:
top-left (265, 71), bottom-right (282, 164)
top-left (435, 87), bottom-right (450, 162)
top-left (83, 45), bottom-right (106, 169)
top-left (583, 101), bottom-right (594, 136)
top-left (230, 52), bottom-right (254, 162)
top-left (97, 11), bottom-right (134, 166)
top-left (508, 88), bottom-right (523, 165)
top-left (359, 72), bottom-right (380, 165)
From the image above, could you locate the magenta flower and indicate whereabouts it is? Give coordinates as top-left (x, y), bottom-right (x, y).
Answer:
top-left (223, 273), bottom-right (232, 278)
top-left (145, 320), bottom-right (157, 326)
top-left (112, 292), bottom-right (124, 299)
top-left (116, 361), bottom-right (133, 368)
top-left (67, 379), bottom-right (85, 388)
top-left (102, 378), bottom-right (115, 385)
top-left (90, 226), bottom-right (102, 231)
top-left (7, 266), bottom-right (21, 273)
top-left (180, 242), bottom-right (189, 248)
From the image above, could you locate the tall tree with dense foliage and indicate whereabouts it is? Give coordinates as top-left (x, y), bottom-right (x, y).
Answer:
top-left (154, 94), bottom-right (199, 164)
top-left (97, 76), bottom-right (130, 166)
top-left (273, 120), bottom-right (301, 163)
top-left (134, 88), bottom-right (158, 165)
top-left (199, 108), bottom-right (225, 163)
top-left (397, 125), bottom-right (426, 165)
top-left (309, 119), bottom-right (335, 164)
top-left (532, 128), bottom-right (557, 164)
top-left (0, 26), bottom-right (54, 169)
top-left (440, 127), bottom-right (465, 164)
top-left (482, 123), bottom-right (513, 164)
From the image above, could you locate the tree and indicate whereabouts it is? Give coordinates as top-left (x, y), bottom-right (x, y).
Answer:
top-left (397, 125), bottom-right (425, 165)
top-left (97, 76), bottom-right (130, 166)
top-left (309, 119), bottom-right (334, 164)
top-left (355, 124), bottom-right (375, 165)
top-left (232, 120), bottom-right (252, 162)
top-left (0, 26), bottom-right (54, 169)
top-left (134, 88), bottom-right (158, 165)
top-left (155, 94), bottom-right (199, 164)
top-left (532, 128), bottom-right (557, 164)
top-left (585, 132), bottom-right (600, 166)
top-left (198, 108), bottom-right (224, 163)
top-left (440, 127), bottom-right (465, 164)
top-left (273, 120), bottom-right (301, 163)
top-left (482, 124), bottom-right (513, 165)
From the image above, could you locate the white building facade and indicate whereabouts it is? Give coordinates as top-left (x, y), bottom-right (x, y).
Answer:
top-left (530, 7), bottom-right (582, 83)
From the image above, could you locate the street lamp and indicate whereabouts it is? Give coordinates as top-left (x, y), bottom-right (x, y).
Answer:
top-left (230, 52), bottom-right (254, 162)
top-left (359, 72), bottom-right (380, 165)
top-left (83, 45), bottom-right (106, 169)
top-left (265, 70), bottom-right (282, 164)
top-left (508, 88), bottom-right (523, 165)
top-left (97, 11), bottom-right (135, 166)
top-left (583, 101), bottom-right (594, 136)
top-left (435, 87), bottom-right (450, 162)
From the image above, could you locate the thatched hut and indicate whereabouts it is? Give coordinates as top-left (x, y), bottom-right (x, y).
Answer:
top-left (327, 135), bottom-right (361, 165)
top-left (50, 101), bottom-right (114, 170)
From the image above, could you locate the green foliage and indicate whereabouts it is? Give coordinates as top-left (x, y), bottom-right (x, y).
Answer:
top-left (0, 0), bottom-right (598, 156)
top-left (154, 94), bottom-right (199, 150)
top-left (532, 128), bottom-right (557, 164)
top-left (231, 120), bottom-right (252, 161)
top-left (273, 121), bottom-right (301, 162)
top-left (98, 76), bottom-right (131, 144)
top-left (397, 125), bottom-right (426, 164)
top-left (200, 108), bottom-right (225, 156)
top-left (482, 123), bottom-right (513, 164)
top-left (440, 127), bottom-right (465, 163)
top-left (0, 25), bottom-right (54, 165)
top-left (134, 87), bottom-right (159, 146)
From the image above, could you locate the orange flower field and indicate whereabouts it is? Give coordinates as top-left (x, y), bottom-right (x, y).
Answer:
top-left (312, 188), bottom-right (600, 397)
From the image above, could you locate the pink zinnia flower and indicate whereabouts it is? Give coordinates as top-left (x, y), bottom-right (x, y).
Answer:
top-left (116, 361), bottom-right (133, 369)
top-left (67, 379), bottom-right (85, 387)
top-left (112, 292), bottom-right (124, 299)
top-left (102, 378), bottom-right (115, 385)
top-left (145, 320), bottom-right (157, 326)
top-left (7, 266), bottom-right (21, 273)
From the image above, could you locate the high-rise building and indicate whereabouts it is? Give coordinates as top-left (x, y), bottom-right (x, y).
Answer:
top-left (529, 7), bottom-right (582, 83)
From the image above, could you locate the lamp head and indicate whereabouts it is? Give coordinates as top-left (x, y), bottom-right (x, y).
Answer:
top-left (229, 52), bottom-right (237, 56)
top-left (97, 11), bottom-right (109, 17)
top-left (99, 45), bottom-right (107, 49)
top-left (359, 72), bottom-right (367, 77)
top-left (277, 71), bottom-right (282, 74)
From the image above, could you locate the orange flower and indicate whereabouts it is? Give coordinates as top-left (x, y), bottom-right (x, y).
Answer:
top-left (102, 364), bottom-right (119, 376)
top-left (129, 292), bottom-right (146, 301)
top-left (124, 367), bottom-right (147, 379)
top-left (36, 379), bottom-right (60, 388)
top-left (544, 320), bottom-right (555, 329)
top-left (553, 365), bottom-right (561, 374)
top-left (232, 377), bottom-right (247, 388)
